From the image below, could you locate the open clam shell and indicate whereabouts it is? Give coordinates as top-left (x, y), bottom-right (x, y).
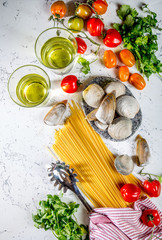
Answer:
top-left (116, 95), bottom-right (140, 119)
top-left (94, 120), bottom-right (108, 131)
top-left (82, 83), bottom-right (105, 108)
top-left (44, 100), bottom-right (67, 126)
top-left (104, 81), bottom-right (126, 98)
top-left (115, 155), bottom-right (134, 175)
top-left (136, 134), bottom-right (150, 166)
top-left (95, 91), bottom-right (116, 124)
top-left (108, 117), bottom-right (132, 140)
top-left (86, 109), bottom-right (97, 121)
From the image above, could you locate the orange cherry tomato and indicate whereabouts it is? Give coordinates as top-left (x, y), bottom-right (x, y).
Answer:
top-left (104, 50), bottom-right (117, 68)
top-left (119, 49), bottom-right (136, 67)
top-left (92, 0), bottom-right (108, 15)
top-left (75, 4), bottom-right (92, 19)
top-left (51, 1), bottom-right (67, 19)
top-left (129, 73), bottom-right (146, 90)
top-left (119, 66), bottom-right (129, 82)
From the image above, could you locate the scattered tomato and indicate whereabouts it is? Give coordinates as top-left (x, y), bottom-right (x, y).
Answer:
top-left (87, 18), bottom-right (104, 36)
top-left (120, 183), bottom-right (141, 202)
top-left (75, 4), bottom-right (92, 19)
top-left (103, 29), bottom-right (122, 48)
top-left (68, 17), bottom-right (84, 33)
top-left (61, 75), bottom-right (79, 93)
top-left (51, 1), bottom-right (67, 19)
top-left (129, 73), bottom-right (146, 90)
top-left (92, 0), bottom-right (108, 15)
top-left (141, 209), bottom-right (161, 227)
top-left (143, 179), bottom-right (161, 197)
top-left (103, 50), bottom-right (117, 68)
top-left (119, 66), bottom-right (129, 82)
top-left (75, 37), bottom-right (87, 54)
top-left (119, 49), bottom-right (136, 67)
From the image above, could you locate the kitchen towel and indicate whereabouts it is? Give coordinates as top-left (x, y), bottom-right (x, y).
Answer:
top-left (89, 197), bottom-right (162, 240)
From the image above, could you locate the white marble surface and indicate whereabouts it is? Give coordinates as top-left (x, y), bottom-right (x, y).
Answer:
top-left (0, 0), bottom-right (162, 239)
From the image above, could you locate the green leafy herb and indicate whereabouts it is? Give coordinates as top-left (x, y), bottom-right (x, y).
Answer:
top-left (113, 4), bottom-right (162, 79)
top-left (78, 56), bottom-right (97, 75)
top-left (32, 194), bottom-right (88, 240)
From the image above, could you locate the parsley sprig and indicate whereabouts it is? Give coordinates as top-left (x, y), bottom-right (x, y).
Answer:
top-left (32, 194), bottom-right (88, 240)
top-left (113, 4), bottom-right (162, 79)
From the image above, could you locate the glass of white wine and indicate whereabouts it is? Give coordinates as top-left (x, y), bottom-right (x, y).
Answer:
top-left (35, 27), bottom-right (78, 75)
top-left (8, 65), bottom-right (51, 107)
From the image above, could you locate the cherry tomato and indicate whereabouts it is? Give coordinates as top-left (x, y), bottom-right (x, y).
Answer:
top-left (75, 37), bottom-right (87, 54)
top-left (141, 209), bottom-right (161, 227)
top-left (120, 183), bottom-right (141, 202)
top-left (119, 66), bottom-right (129, 82)
top-left (68, 17), bottom-right (84, 33)
top-left (143, 180), bottom-right (161, 197)
top-left (103, 50), bottom-right (117, 68)
top-left (103, 29), bottom-right (122, 48)
top-left (92, 0), bottom-right (108, 15)
top-left (87, 18), bottom-right (104, 36)
top-left (129, 73), bottom-right (146, 90)
top-left (75, 4), bottom-right (92, 19)
top-left (61, 75), bottom-right (79, 93)
top-left (51, 1), bottom-right (67, 19)
top-left (119, 49), bottom-right (136, 67)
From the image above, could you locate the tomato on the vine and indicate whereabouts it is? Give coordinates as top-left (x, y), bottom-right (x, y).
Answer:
top-left (61, 75), bottom-right (79, 93)
top-left (103, 29), bottom-right (122, 48)
top-left (143, 179), bottom-right (161, 197)
top-left (119, 49), bottom-right (136, 67)
top-left (92, 0), bottom-right (108, 15)
top-left (87, 18), bottom-right (104, 36)
top-left (104, 50), bottom-right (117, 68)
top-left (119, 66), bottom-right (129, 82)
top-left (141, 209), bottom-right (161, 227)
top-left (68, 17), bottom-right (84, 33)
top-left (51, 1), bottom-right (67, 19)
top-left (75, 4), bottom-right (92, 19)
top-left (129, 73), bottom-right (146, 90)
top-left (75, 37), bottom-right (87, 54)
top-left (120, 183), bottom-right (141, 202)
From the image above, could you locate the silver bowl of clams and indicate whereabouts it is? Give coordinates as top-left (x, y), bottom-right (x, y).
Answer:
top-left (82, 76), bottom-right (142, 141)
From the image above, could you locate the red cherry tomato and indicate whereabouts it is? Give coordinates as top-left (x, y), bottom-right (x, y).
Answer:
top-left (75, 37), bottom-right (87, 54)
top-left (103, 29), bottom-right (122, 48)
top-left (141, 209), bottom-right (161, 227)
top-left (92, 0), bottom-right (108, 15)
top-left (129, 73), bottom-right (146, 90)
top-left (143, 180), bottom-right (161, 197)
top-left (51, 1), bottom-right (67, 19)
top-left (61, 75), bottom-right (79, 93)
top-left (120, 183), bottom-right (141, 202)
top-left (87, 18), bottom-right (104, 36)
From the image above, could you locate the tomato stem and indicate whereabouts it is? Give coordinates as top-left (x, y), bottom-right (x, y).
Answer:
top-left (139, 168), bottom-right (162, 183)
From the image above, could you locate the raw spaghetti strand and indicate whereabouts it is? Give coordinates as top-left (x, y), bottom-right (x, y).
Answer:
top-left (52, 101), bottom-right (143, 208)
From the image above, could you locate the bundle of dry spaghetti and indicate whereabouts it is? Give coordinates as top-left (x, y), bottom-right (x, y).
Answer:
top-left (52, 101), bottom-right (143, 208)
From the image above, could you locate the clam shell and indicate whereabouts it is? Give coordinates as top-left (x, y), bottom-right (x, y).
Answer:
top-left (115, 155), bottom-right (134, 175)
top-left (95, 91), bottom-right (116, 124)
top-left (116, 95), bottom-right (140, 119)
top-left (108, 117), bottom-right (132, 140)
top-left (87, 109), bottom-right (97, 121)
top-left (44, 100), bottom-right (67, 126)
top-left (82, 84), bottom-right (105, 108)
top-left (94, 120), bottom-right (108, 131)
top-left (104, 81), bottom-right (126, 98)
top-left (136, 134), bottom-right (150, 166)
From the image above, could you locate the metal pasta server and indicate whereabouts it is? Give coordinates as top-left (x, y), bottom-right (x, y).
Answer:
top-left (48, 160), bottom-right (93, 213)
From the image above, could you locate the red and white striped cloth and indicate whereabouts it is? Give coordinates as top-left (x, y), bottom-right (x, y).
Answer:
top-left (89, 198), bottom-right (162, 240)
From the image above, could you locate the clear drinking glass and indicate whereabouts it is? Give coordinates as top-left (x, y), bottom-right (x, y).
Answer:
top-left (34, 27), bottom-right (78, 75)
top-left (8, 65), bottom-right (51, 107)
